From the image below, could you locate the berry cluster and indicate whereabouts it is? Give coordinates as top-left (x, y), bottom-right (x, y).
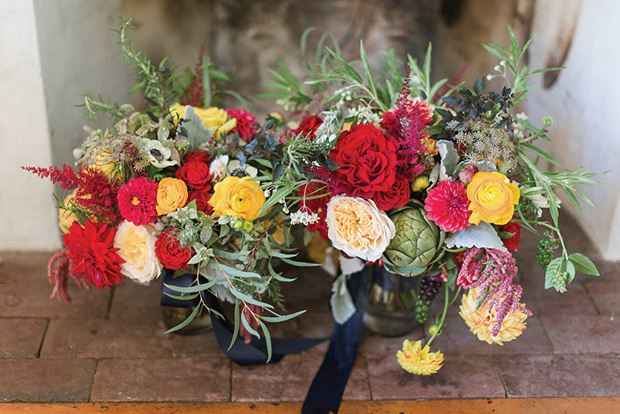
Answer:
top-left (549, 268), bottom-right (568, 293)
top-left (414, 275), bottom-right (442, 324)
top-left (535, 230), bottom-right (559, 270)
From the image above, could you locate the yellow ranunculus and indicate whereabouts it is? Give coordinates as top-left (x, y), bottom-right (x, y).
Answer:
top-left (208, 176), bottom-right (265, 221)
top-left (169, 103), bottom-right (236, 134)
top-left (467, 172), bottom-right (520, 226)
top-left (156, 177), bottom-right (188, 215)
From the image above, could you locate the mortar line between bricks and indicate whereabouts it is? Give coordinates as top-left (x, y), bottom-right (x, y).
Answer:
top-left (35, 318), bottom-right (50, 358)
top-left (89, 359), bottom-right (99, 402)
top-left (228, 359), bottom-right (233, 402)
top-left (363, 356), bottom-right (374, 401)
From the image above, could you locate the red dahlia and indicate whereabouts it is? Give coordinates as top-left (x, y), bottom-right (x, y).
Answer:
top-left (424, 180), bottom-right (472, 232)
top-left (117, 176), bottom-right (158, 225)
top-left (226, 108), bottom-right (259, 142)
top-left (63, 221), bottom-right (125, 289)
top-left (500, 221), bottom-right (521, 251)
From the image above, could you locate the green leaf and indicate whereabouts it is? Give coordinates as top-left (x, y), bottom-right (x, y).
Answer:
top-left (230, 289), bottom-right (274, 309)
top-left (229, 301), bottom-right (240, 351)
top-left (521, 143), bottom-right (562, 167)
top-left (164, 304), bottom-right (201, 334)
top-left (544, 257), bottom-right (564, 289)
top-left (216, 263), bottom-right (261, 279)
top-left (240, 309), bottom-right (260, 338)
top-left (281, 257), bottom-right (320, 267)
top-left (258, 321), bottom-right (272, 362)
top-left (568, 253), bottom-right (600, 276)
top-left (360, 40), bottom-right (377, 99)
top-left (259, 309), bottom-right (307, 323)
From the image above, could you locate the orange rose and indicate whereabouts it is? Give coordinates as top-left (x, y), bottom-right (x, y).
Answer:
top-left (467, 172), bottom-right (520, 225)
top-left (156, 177), bottom-right (188, 215)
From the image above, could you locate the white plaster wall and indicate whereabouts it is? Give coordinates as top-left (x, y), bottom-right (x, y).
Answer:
top-left (0, 2), bottom-right (59, 250)
top-left (0, 1), bottom-right (131, 250)
top-left (527, 0), bottom-right (620, 260)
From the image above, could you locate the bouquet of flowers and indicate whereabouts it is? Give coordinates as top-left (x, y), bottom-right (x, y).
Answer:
top-left (24, 18), bottom-right (311, 350)
top-left (263, 27), bottom-right (601, 375)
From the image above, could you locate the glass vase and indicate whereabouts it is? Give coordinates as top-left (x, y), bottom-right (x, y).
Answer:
top-left (363, 265), bottom-right (419, 336)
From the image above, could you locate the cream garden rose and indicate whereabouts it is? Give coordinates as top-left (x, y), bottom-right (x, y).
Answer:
top-left (113, 221), bottom-right (162, 284)
top-left (326, 196), bottom-right (396, 262)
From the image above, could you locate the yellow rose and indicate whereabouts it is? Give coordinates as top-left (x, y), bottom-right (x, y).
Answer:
top-left (156, 177), bottom-right (188, 215)
top-left (208, 176), bottom-right (265, 221)
top-left (467, 172), bottom-right (520, 225)
top-left (169, 103), bottom-right (236, 134)
top-left (325, 196), bottom-right (395, 262)
top-left (58, 192), bottom-right (78, 234)
top-left (113, 221), bottom-right (162, 284)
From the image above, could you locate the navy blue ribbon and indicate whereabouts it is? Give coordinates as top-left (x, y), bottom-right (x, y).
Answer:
top-left (301, 266), bottom-right (369, 414)
top-left (161, 267), bottom-right (370, 413)
top-left (161, 270), bottom-right (326, 365)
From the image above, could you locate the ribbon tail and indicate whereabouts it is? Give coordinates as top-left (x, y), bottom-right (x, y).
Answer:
top-left (302, 267), bottom-right (370, 414)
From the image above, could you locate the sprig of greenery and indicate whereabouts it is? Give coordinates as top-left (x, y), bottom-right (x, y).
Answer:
top-left (115, 17), bottom-right (179, 118)
top-left (483, 25), bottom-right (562, 106)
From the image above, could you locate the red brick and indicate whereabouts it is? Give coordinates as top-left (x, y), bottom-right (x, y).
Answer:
top-left (232, 351), bottom-right (370, 402)
top-left (366, 353), bottom-right (505, 399)
top-left (540, 315), bottom-right (620, 354)
top-left (0, 358), bottom-right (95, 402)
top-left (0, 318), bottom-right (47, 358)
top-left (431, 315), bottom-right (553, 355)
top-left (0, 282), bottom-right (110, 319)
top-left (91, 357), bottom-right (230, 402)
top-left (499, 354), bottom-right (620, 397)
top-left (584, 281), bottom-right (620, 315)
top-left (108, 277), bottom-right (165, 323)
top-left (0, 251), bottom-right (55, 284)
top-left (41, 319), bottom-right (174, 359)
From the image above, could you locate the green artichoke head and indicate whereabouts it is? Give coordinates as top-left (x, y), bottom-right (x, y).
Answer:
top-left (382, 201), bottom-right (445, 276)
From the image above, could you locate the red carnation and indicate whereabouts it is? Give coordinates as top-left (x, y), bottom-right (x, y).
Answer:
top-left (183, 150), bottom-right (211, 164)
top-left (117, 176), bottom-right (158, 226)
top-left (373, 174), bottom-right (411, 211)
top-left (424, 180), bottom-right (472, 233)
top-left (155, 228), bottom-right (194, 270)
top-left (63, 220), bottom-right (125, 289)
top-left (500, 221), bottom-right (521, 251)
top-left (226, 108), bottom-right (258, 142)
top-left (329, 124), bottom-right (398, 198)
top-left (176, 161), bottom-right (212, 191)
top-left (187, 190), bottom-right (214, 215)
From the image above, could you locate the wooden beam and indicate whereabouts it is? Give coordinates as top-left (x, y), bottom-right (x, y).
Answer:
top-left (0, 398), bottom-right (618, 414)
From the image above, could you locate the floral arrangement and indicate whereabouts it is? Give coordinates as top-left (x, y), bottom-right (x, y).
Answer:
top-left (25, 19), bottom-right (601, 379)
top-left (24, 18), bottom-right (311, 351)
top-left (262, 27), bottom-right (600, 375)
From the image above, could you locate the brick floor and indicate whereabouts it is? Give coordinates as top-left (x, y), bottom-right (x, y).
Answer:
top-left (0, 214), bottom-right (619, 403)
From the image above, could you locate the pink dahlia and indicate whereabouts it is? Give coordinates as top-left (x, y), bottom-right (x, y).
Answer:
top-left (424, 180), bottom-right (472, 232)
top-left (117, 176), bottom-right (158, 225)
top-left (63, 221), bottom-right (125, 289)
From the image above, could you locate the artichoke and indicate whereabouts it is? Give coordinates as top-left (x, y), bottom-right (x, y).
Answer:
top-left (382, 201), bottom-right (445, 276)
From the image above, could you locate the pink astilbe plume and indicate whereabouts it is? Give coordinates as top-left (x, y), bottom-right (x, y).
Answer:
top-left (47, 249), bottom-right (90, 303)
top-left (380, 68), bottom-right (431, 181)
top-left (22, 164), bottom-right (79, 190)
top-left (457, 247), bottom-right (532, 337)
